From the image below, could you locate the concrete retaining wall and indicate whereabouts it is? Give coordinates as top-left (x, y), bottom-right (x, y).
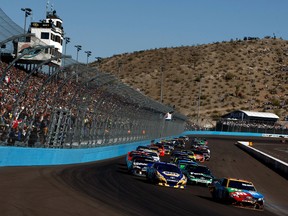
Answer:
top-left (236, 141), bottom-right (288, 180)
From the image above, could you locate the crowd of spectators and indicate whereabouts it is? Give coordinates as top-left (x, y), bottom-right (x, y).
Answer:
top-left (185, 121), bottom-right (206, 131)
top-left (216, 119), bottom-right (288, 134)
top-left (0, 61), bottom-right (161, 147)
top-left (0, 61), bottom-right (105, 146)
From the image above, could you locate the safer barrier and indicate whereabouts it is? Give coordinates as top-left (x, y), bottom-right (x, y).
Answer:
top-left (0, 139), bottom-right (148, 166)
top-left (236, 141), bottom-right (288, 180)
top-left (1, 130), bottom-right (287, 167)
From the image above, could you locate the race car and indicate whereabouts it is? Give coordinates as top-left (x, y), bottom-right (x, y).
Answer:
top-left (171, 138), bottom-right (186, 148)
top-left (163, 144), bottom-right (173, 155)
top-left (142, 150), bottom-right (160, 162)
top-left (200, 147), bottom-right (211, 161)
top-left (136, 145), bottom-right (155, 153)
top-left (126, 150), bottom-right (146, 164)
top-left (172, 155), bottom-right (195, 165)
top-left (192, 150), bottom-right (205, 162)
top-left (208, 177), bottom-right (264, 210)
top-left (191, 137), bottom-right (208, 146)
top-left (170, 150), bottom-right (189, 162)
top-left (180, 149), bottom-right (196, 161)
top-left (149, 143), bottom-right (165, 156)
top-left (182, 164), bottom-right (214, 186)
top-left (191, 145), bottom-right (211, 161)
top-left (179, 135), bottom-right (189, 142)
top-left (136, 146), bottom-right (160, 161)
top-left (176, 159), bottom-right (198, 171)
top-left (128, 155), bottom-right (155, 177)
top-left (146, 162), bottom-right (187, 189)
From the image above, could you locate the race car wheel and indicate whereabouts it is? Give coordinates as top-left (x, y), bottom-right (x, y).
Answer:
top-left (211, 189), bottom-right (218, 200)
top-left (146, 174), bottom-right (151, 183)
top-left (254, 203), bottom-right (264, 210)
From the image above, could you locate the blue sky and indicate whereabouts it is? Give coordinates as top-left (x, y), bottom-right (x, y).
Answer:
top-left (1, 0), bottom-right (288, 63)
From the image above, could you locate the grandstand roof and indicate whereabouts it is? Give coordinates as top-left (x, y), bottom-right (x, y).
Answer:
top-left (0, 8), bottom-right (23, 52)
top-left (240, 110), bottom-right (279, 119)
top-left (221, 110), bottom-right (279, 122)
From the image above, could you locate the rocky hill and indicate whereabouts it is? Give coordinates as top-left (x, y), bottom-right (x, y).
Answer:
top-left (91, 37), bottom-right (288, 122)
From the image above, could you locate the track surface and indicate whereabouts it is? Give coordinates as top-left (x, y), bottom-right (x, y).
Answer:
top-left (0, 136), bottom-right (287, 216)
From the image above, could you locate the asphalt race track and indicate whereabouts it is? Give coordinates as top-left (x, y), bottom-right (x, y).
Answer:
top-left (0, 136), bottom-right (287, 216)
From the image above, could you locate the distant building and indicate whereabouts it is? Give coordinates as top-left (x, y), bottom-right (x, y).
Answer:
top-left (221, 110), bottom-right (279, 123)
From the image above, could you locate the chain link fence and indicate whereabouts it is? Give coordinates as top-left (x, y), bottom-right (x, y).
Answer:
top-left (0, 53), bottom-right (187, 148)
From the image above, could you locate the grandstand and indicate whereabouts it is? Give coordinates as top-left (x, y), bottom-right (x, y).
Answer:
top-left (216, 110), bottom-right (287, 134)
top-left (0, 7), bottom-right (187, 149)
top-left (221, 110), bottom-right (279, 123)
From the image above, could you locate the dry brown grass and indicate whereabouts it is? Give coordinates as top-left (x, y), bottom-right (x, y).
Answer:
top-left (91, 38), bottom-right (288, 121)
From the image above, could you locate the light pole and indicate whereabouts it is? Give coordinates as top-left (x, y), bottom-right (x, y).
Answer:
top-left (84, 51), bottom-right (92, 65)
top-left (63, 37), bottom-right (70, 68)
top-left (64, 37), bottom-right (70, 56)
top-left (21, 8), bottom-right (32, 34)
top-left (74, 45), bottom-right (81, 82)
top-left (74, 45), bottom-right (82, 62)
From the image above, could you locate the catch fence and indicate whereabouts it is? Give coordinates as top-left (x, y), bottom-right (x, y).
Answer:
top-left (0, 55), bottom-right (187, 148)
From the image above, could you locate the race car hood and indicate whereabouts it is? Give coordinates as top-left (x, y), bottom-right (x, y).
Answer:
top-left (228, 188), bottom-right (264, 199)
top-left (243, 190), bottom-right (264, 199)
top-left (188, 172), bottom-right (212, 179)
top-left (133, 161), bottom-right (153, 168)
top-left (161, 171), bottom-right (181, 178)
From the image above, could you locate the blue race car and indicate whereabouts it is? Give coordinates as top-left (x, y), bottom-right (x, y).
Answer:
top-left (146, 162), bottom-right (187, 189)
top-left (127, 155), bottom-right (154, 177)
top-left (208, 177), bottom-right (264, 210)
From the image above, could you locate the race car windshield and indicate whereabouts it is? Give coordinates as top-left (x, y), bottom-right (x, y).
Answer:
top-left (228, 180), bottom-right (256, 191)
top-left (146, 152), bottom-right (158, 157)
top-left (193, 150), bottom-right (203, 154)
top-left (187, 165), bottom-right (211, 175)
top-left (134, 158), bottom-right (154, 163)
top-left (158, 164), bottom-right (180, 173)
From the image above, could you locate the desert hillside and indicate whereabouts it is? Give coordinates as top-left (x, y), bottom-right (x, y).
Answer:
top-left (91, 37), bottom-right (288, 122)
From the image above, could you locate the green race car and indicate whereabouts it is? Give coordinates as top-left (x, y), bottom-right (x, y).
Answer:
top-left (182, 164), bottom-right (214, 186)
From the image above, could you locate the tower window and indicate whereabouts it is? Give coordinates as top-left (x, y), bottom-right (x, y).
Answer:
top-left (51, 33), bottom-right (55, 41)
top-left (41, 32), bottom-right (49, 39)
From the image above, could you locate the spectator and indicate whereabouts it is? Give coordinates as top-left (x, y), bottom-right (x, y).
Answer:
top-left (7, 128), bottom-right (16, 146)
top-left (28, 127), bottom-right (38, 147)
